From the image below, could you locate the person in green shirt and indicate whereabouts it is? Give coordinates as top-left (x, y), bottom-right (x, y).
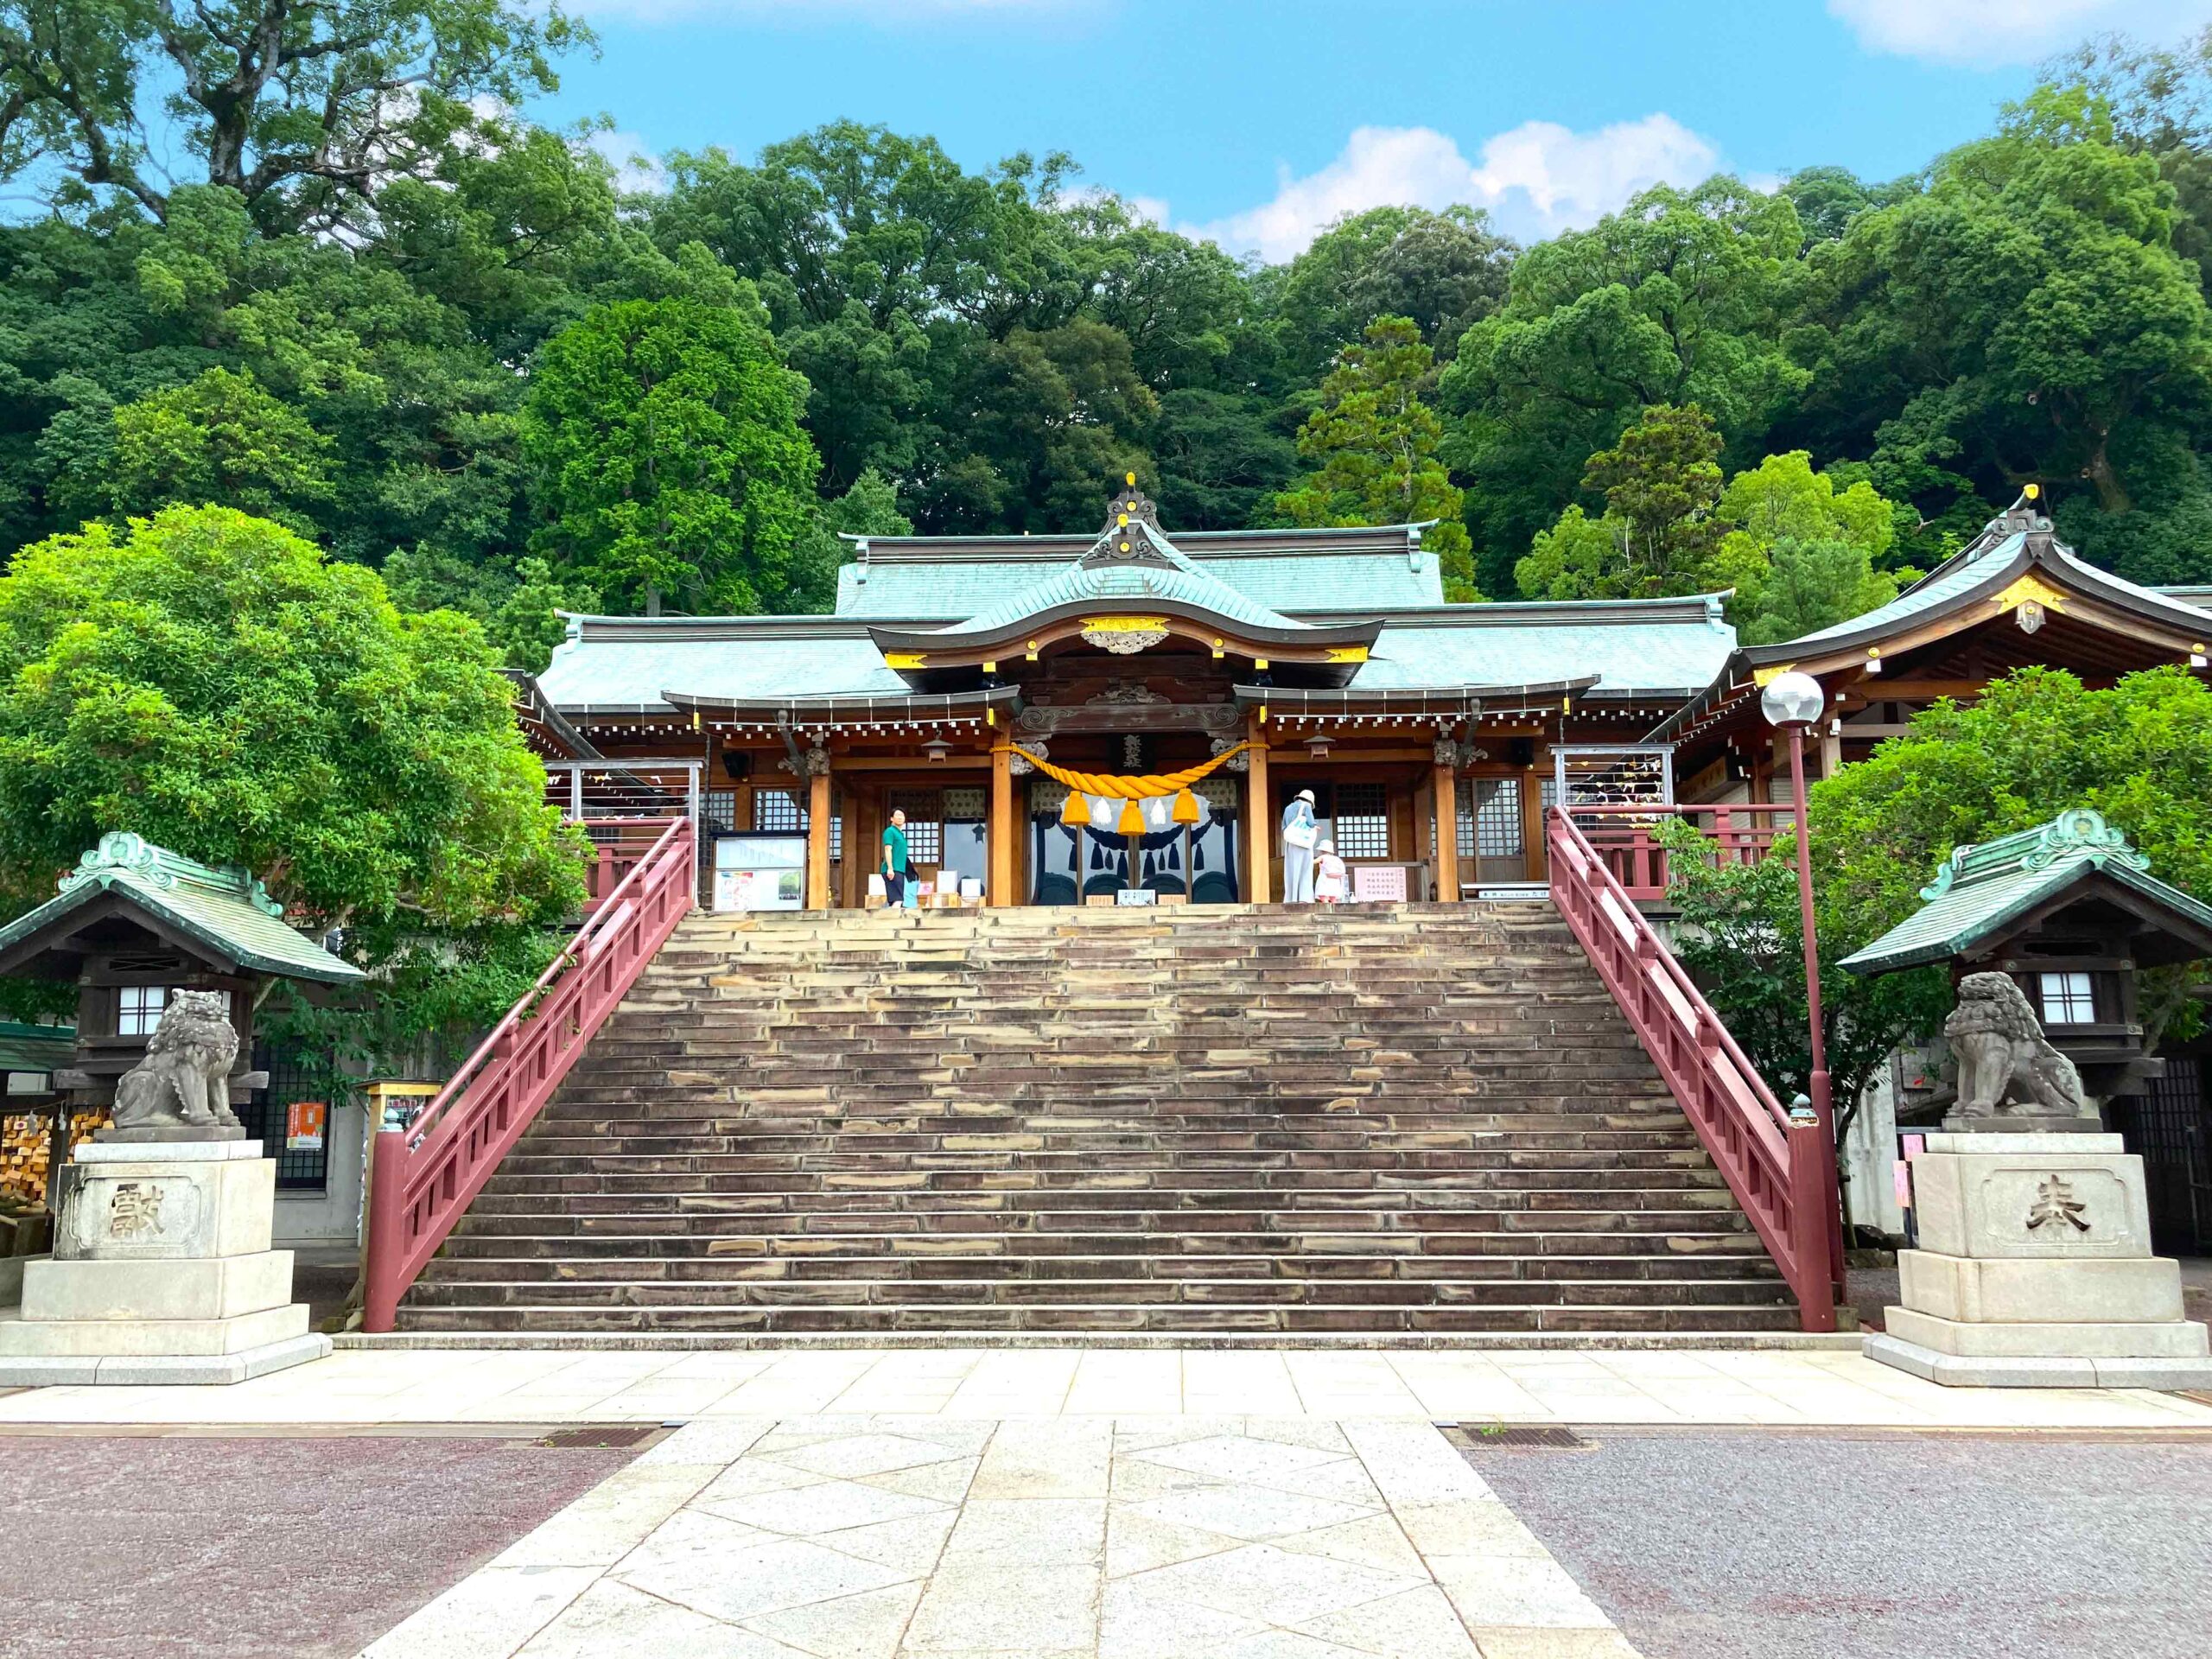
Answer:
top-left (881, 809), bottom-right (912, 908)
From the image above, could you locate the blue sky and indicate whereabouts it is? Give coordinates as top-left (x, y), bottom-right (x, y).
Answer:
top-left (548, 0), bottom-right (2212, 260)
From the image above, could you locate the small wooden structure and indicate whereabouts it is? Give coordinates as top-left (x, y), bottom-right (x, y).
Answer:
top-left (1840, 808), bottom-right (2212, 1109)
top-left (0, 833), bottom-right (364, 1153)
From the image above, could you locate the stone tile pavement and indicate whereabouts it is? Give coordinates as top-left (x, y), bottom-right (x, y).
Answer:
top-left (362, 1415), bottom-right (1642, 1659)
top-left (3, 1345), bottom-right (2211, 1430)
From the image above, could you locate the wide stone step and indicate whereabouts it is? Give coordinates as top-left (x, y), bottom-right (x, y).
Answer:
top-left (402, 1274), bottom-right (1795, 1310)
top-left (480, 1159), bottom-right (1725, 1185)
top-left (429, 1244), bottom-right (1785, 1281)
top-left (393, 1302), bottom-right (1801, 1335)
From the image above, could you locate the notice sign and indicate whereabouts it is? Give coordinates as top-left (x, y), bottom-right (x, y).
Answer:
top-left (1351, 865), bottom-right (1408, 903)
top-left (285, 1099), bottom-right (327, 1153)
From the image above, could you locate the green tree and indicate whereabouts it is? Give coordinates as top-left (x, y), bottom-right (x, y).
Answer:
top-left (914, 319), bottom-right (1158, 534)
top-left (0, 505), bottom-right (582, 929)
top-left (1516, 404), bottom-right (1725, 599)
top-left (784, 467), bottom-right (914, 616)
top-left (0, 0), bottom-right (587, 229)
top-left (1271, 316), bottom-right (1480, 600)
top-left (80, 367), bottom-right (334, 531)
top-left (1709, 448), bottom-right (1902, 633)
top-left (1442, 179), bottom-right (1810, 592)
top-left (1734, 537), bottom-right (1900, 646)
top-left (1274, 206), bottom-right (1514, 381)
top-left (1152, 388), bottom-right (1300, 531)
top-left (522, 293), bottom-right (821, 614)
top-left (1795, 89), bottom-right (2212, 576)
top-left (489, 556), bottom-right (598, 675)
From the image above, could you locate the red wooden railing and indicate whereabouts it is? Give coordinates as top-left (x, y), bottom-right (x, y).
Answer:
top-left (1547, 807), bottom-right (1840, 1332)
top-left (1568, 802), bottom-right (1794, 900)
top-left (579, 817), bottom-right (682, 914)
top-left (363, 816), bottom-right (696, 1332)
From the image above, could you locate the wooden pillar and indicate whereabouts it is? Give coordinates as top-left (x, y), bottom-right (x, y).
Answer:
top-left (805, 761), bottom-right (832, 911)
top-left (1520, 758), bottom-right (1545, 882)
top-left (988, 743), bottom-right (1016, 906)
top-left (838, 785), bottom-right (861, 910)
top-left (1243, 715), bottom-right (1272, 903)
top-left (1431, 748), bottom-right (1460, 903)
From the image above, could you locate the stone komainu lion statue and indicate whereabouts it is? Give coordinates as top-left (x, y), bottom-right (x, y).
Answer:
top-left (1944, 971), bottom-right (2089, 1119)
top-left (110, 989), bottom-right (243, 1134)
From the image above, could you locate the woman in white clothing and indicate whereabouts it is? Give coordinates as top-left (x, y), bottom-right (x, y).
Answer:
top-left (1280, 788), bottom-right (1319, 902)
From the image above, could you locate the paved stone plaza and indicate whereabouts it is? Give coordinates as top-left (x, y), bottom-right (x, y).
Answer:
top-left (0, 1345), bottom-right (2209, 1657)
top-left (367, 1415), bottom-right (1637, 1659)
top-left (6, 1344), bottom-right (2211, 1429)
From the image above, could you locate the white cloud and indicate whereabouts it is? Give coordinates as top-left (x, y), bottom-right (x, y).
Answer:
top-left (588, 128), bottom-right (665, 193)
top-left (1178, 117), bottom-right (1721, 263)
top-left (1828, 0), bottom-right (2212, 66)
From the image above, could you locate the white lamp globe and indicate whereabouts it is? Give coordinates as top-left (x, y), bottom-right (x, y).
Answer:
top-left (1759, 671), bottom-right (1825, 729)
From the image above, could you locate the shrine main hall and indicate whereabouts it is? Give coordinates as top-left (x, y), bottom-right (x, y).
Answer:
top-left (514, 481), bottom-right (2212, 912)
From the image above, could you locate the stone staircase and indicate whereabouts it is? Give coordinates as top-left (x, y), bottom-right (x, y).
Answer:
top-left (397, 903), bottom-right (1799, 1334)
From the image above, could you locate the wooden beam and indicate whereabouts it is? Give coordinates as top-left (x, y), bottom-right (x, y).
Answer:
top-left (818, 754), bottom-right (992, 772)
top-left (805, 765), bottom-right (832, 911)
top-left (1244, 715), bottom-right (1272, 903)
top-left (988, 743), bottom-right (1016, 907)
top-left (1520, 762), bottom-right (1545, 882)
top-left (1431, 754), bottom-right (1460, 903)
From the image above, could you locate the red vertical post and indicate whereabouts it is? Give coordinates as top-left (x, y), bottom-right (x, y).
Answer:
top-left (1785, 727), bottom-right (1847, 1298)
top-left (363, 1127), bottom-right (408, 1333)
top-left (1785, 1117), bottom-right (1840, 1332)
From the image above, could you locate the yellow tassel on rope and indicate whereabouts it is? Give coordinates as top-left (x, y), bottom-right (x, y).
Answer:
top-left (1171, 788), bottom-right (1201, 824)
top-left (1060, 791), bottom-right (1089, 828)
top-left (1011, 741), bottom-right (1250, 798)
top-left (1116, 798), bottom-right (1147, 836)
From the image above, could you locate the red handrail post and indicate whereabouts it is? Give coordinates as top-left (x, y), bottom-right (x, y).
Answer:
top-left (1786, 1118), bottom-right (1840, 1332)
top-left (363, 1126), bottom-right (408, 1332)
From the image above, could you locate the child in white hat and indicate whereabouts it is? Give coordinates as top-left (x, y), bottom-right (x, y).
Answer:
top-left (1313, 837), bottom-right (1347, 905)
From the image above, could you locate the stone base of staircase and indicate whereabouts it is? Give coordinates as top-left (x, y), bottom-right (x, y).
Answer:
top-left (340, 1329), bottom-right (1858, 1351)
top-left (400, 903), bottom-right (1805, 1336)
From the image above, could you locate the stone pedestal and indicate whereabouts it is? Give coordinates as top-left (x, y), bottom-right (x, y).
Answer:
top-left (0, 1141), bottom-right (329, 1386)
top-left (1866, 1133), bottom-right (2212, 1389)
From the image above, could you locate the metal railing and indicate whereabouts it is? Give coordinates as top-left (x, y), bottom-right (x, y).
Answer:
top-left (1547, 807), bottom-right (1840, 1332)
top-left (362, 816), bottom-right (696, 1332)
top-left (1567, 802), bottom-right (1793, 900)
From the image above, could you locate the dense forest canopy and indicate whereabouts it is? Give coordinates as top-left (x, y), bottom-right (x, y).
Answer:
top-left (9, 4), bottom-right (2212, 660)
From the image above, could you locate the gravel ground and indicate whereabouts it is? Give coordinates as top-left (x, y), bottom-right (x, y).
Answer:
top-left (1468, 1428), bottom-right (2212, 1659)
top-left (0, 1433), bottom-right (638, 1659)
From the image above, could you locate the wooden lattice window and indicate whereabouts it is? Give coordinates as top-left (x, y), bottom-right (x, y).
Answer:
top-left (1334, 782), bottom-right (1389, 859)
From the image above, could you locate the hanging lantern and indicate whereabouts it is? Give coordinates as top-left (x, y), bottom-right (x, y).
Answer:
top-left (1061, 790), bottom-right (1089, 828)
top-left (1116, 798), bottom-right (1147, 836)
top-left (1171, 787), bottom-right (1202, 824)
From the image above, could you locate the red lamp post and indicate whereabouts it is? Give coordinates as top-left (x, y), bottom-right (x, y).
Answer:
top-left (1760, 670), bottom-right (1848, 1301)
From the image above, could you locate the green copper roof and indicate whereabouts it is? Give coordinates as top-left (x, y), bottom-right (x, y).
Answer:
top-left (0, 1021), bottom-right (72, 1074)
top-left (536, 595), bottom-right (1735, 712)
top-left (1840, 808), bottom-right (2212, 975)
top-left (925, 516), bottom-right (1316, 640)
top-left (835, 525), bottom-right (1445, 618)
top-left (0, 833), bottom-right (363, 984)
top-left (1359, 599), bottom-right (1734, 698)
